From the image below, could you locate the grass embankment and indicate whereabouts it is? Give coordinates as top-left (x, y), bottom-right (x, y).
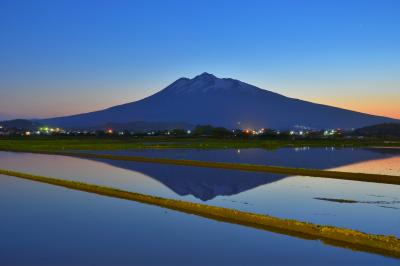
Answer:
top-left (0, 136), bottom-right (399, 151)
top-left (0, 168), bottom-right (399, 259)
top-left (9, 150), bottom-right (400, 185)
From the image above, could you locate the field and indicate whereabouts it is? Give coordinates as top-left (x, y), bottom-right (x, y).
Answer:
top-left (1, 136), bottom-right (400, 261)
top-left (0, 136), bottom-right (399, 152)
top-left (1, 168), bottom-right (400, 259)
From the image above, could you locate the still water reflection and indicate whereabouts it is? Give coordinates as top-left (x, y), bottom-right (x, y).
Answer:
top-left (1, 175), bottom-right (398, 265)
top-left (89, 147), bottom-right (400, 176)
top-left (0, 150), bottom-right (399, 238)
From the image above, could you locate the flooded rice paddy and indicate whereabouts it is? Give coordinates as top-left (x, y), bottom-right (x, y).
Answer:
top-left (0, 147), bottom-right (399, 264)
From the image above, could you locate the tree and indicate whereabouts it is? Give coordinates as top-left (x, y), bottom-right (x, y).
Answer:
top-left (193, 125), bottom-right (232, 137)
top-left (170, 128), bottom-right (187, 136)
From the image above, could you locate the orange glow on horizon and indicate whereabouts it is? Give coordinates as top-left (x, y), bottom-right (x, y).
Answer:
top-left (2, 87), bottom-right (399, 120)
top-left (305, 95), bottom-right (400, 120)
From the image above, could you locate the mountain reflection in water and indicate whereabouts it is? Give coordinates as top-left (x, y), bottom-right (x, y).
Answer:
top-left (85, 148), bottom-right (400, 201)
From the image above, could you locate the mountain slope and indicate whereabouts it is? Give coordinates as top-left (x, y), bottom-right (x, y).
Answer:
top-left (41, 73), bottom-right (399, 129)
top-left (0, 119), bottom-right (42, 130)
top-left (355, 123), bottom-right (400, 137)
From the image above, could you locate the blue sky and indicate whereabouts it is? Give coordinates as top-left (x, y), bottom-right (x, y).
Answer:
top-left (0, 0), bottom-right (399, 118)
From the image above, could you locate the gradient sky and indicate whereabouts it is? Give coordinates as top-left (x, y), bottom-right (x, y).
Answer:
top-left (0, 0), bottom-right (399, 119)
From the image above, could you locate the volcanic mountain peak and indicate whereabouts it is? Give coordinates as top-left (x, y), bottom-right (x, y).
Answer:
top-left (162, 72), bottom-right (262, 95)
top-left (40, 72), bottom-right (399, 130)
top-left (194, 72), bottom-right (217, 80)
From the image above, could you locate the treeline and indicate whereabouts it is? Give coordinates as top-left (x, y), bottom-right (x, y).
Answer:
top-left (2, 119), bottom-right (399, 139)
top-left (95, 125), bottom-right (236, 137)
top-left (354, 123), bottom-right (400, 138)
top-left (115, 125), bottom-right (292, 139)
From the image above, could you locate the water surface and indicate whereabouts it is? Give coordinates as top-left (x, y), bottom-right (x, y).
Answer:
top-left (0, 174), bottom-right (398, 265)
top-left (88, 147), bottom-right (400, 176)
top-left (0, 151), bottom-right (399, 238)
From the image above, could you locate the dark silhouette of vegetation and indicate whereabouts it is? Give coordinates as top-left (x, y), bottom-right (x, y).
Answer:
top-left (355, 123), bottom-right (400, 138)
top-left (170, 128), bottom-right (187, 136)
top-left (193, 125), bottom-right (232, 137)
top-left (0, 119), bottom-right (41, 130)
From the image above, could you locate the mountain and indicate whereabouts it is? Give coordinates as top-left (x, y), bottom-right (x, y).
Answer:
top-left (0, 119), bottom-right (42, 130)
top-left (41, 73), bottom-right (399, 129)
top-left (355, 123), bottom-right (400, 138)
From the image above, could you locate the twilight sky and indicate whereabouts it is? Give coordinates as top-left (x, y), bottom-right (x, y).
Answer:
top-left (0, 0), bottom-right (399, 119)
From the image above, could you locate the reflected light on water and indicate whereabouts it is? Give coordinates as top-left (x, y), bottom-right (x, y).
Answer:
top-left (330, 157), bottom-right (400, 176)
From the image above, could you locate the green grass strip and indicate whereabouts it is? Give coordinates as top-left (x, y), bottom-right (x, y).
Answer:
top-left (12, 149), bottom-right (400, 185)
top-left (0, 136), bottom-right (399, 150)
top-left (1, 168), bottom-right (399, 259)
